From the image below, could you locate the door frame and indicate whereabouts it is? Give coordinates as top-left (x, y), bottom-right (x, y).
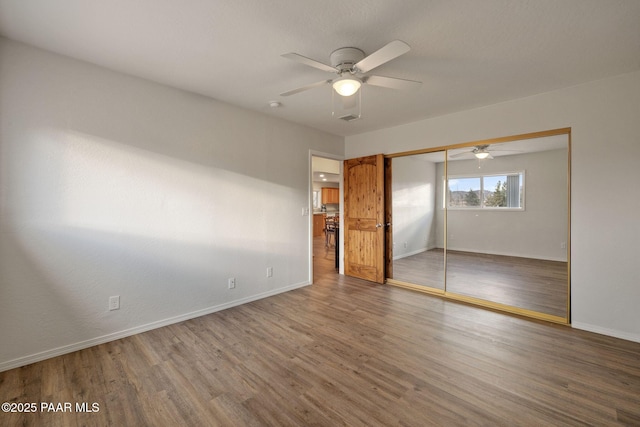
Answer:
top-left (309, 150), bottom-right (344, 283)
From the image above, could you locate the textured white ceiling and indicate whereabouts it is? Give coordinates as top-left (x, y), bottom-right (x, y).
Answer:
top-left (1, 0), bottom-right (639, 136)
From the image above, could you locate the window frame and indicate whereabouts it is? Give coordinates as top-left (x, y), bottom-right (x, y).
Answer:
top-left (444, 170), bottom-right (526, 211)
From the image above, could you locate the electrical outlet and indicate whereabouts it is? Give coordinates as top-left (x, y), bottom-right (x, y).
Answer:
top-left (109, 295), bottom-right (120, 311)
top-left (267, 267), bottom-right (273, 278)
top-left (228, 278), bottom-right (236, 289)
top-left (561, 242), bottom-right (567, 249)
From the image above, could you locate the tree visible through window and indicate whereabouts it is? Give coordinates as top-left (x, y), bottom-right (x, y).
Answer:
top-left (447, 172), bottom-right (524, 209)
top-left (465, 188), bottom-right (481, 206)
top-left (484, 179), bottom-right (506, 207)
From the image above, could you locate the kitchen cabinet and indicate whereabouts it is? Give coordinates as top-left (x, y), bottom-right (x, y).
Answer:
top-left (321, 187), bottom-right (340, 204)
top-left (313, 214), bottom-right (326, 237)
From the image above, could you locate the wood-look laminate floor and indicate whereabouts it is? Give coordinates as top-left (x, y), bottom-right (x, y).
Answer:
top-left (393, 249), bottom-right (568, 318)
top-left (313, 232), bottom-right (339, 283)
top-left (1, 238), bottom-right (639, 426)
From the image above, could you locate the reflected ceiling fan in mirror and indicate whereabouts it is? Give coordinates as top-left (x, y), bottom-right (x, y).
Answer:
top-left (280, 40), bottom-right (422, 119)
top-left (450, 144), bottom-right (523, 160)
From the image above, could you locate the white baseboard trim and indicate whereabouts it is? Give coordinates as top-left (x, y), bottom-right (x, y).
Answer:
top-left (445, 246), bottom-right (567, 262)
top-left (393, 245), bottom-right (438, 261)
top-left (0, 281), bottom-right (311, 373)
top-left (393, 248), bottom-right (426, 261)
top-left (572, 322), bottom-right (640, 344)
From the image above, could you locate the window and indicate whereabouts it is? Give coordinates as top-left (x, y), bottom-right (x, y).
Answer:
top-left (313, 190), bottom-right (321, 209)
top-left (446, 172), bottom-right (524, 209)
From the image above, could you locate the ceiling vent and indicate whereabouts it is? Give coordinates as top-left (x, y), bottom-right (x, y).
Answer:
top-left (339, 114), bottom-right (360, 122)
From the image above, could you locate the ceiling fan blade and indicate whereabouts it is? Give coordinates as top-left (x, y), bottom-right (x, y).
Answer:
top-left (365, 75), bottom-right (422, 91)
top-left (280, 80), bottom-right (331, 97)
top-left (354, 40), bottom-right (410, 73)
top-left (449, 151), bottom-right (474, 158)
top-left (281, 53), bottom-right (337, 73)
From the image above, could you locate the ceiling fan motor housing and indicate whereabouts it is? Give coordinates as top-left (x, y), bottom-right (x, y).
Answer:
top-left (330, 47), bottom-right (365, 73)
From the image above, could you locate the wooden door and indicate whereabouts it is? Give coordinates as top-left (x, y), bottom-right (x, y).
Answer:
top-left (344, 154), bottom-right (385, 283)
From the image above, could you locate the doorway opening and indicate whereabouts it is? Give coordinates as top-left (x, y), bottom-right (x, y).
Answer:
top-left (310, 153), bottom-right (343, 282)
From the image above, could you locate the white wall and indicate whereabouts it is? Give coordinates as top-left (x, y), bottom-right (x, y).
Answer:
top-left (346, 70), bottom-right (640, 343)
top-left (434, 149), bottom-right (568, 261)
top-left (391, 156), bottom-right (438, 259)
top-left (0, 38), bottom-right (343, 371)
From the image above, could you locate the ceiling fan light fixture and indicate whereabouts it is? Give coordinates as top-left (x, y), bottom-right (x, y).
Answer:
top-left (475, 151), bottom-right (490, 159)
top-left (332, 76), bottom-right (361, 97)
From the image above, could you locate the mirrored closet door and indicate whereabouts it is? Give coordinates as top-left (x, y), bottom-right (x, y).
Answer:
top-left (388, 151), bottom-right (446, 292)
top-left (386, 130), bottom-right (570, 324)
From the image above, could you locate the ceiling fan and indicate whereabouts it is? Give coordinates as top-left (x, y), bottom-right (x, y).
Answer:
top-left (280, 40), bottom-right (422, 99)
top-left (450, 145), bottom-right (523, 160)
